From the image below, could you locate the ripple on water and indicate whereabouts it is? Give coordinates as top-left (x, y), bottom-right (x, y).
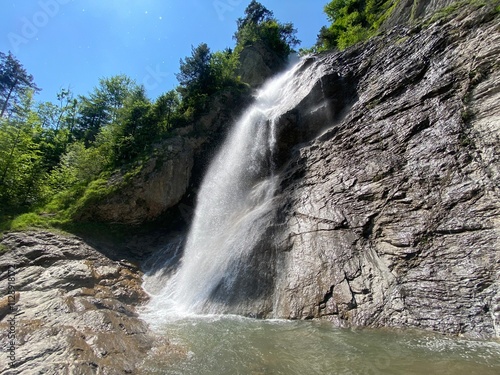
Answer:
top-left (138, 316), bottom-right (500, 375)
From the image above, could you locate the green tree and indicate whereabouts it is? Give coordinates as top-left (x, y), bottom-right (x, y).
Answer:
top-left (36, 88), bottom-right (78, 171)
top-left (112, 86), bottom-right (155, 164)
top-left (210, 48), bottom-right (240, 88)
top-left (75, 75), bottom-right (139, 144)
top-left (0, 52), bottom-right (40, 118)
top-left (176, 43), bottom-right (244, 119)
top-left (175, 43), bottom-right (217, 116)
top-left (0, 91), bottom-right (46, 211)
top-left (234, 1), bottom-right (300, 58)
top-left (316, 0), bottom-right (394, 51)
top-left (151, 90), bottom-right (181, 130)
top-left (50, 141), bottom-right (109, 187)
top-left (176, 44), bottom-right (214, 96)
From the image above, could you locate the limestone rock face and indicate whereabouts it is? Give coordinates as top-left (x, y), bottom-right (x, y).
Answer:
top-left (0, 231), bottom-right (156, 374)
top-left (238, 41), bottom-right (288, 87)
top-left (266, 3), bottom-right (500, 338)
top-left (381, 0), bottom-right (459, 30)
top-left (75, 137), bottom-right (194, 225)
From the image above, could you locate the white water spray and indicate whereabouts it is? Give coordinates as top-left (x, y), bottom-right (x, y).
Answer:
top-left (143, 58), bottom-right (326, 323)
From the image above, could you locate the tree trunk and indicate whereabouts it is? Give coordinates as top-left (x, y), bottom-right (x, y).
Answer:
top-left (0, 79), bottom-right (18, 118)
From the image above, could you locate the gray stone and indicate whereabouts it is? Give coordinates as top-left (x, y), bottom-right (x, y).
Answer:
top-left (267, 2), bottom-right (499, 339)
top-left (237, 41), bottom-right (287, 87)
top-left (0, 231), bottom-right (166, 374)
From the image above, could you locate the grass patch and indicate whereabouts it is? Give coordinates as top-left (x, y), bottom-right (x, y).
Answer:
top-left (68, 178), bottom-right (118, 217)
top-left (0, 245), bottom-right (7, 255)
top-left (424, 0), bottom-right (499, 26)
top-left (2, 179), bottom-right (119, 233)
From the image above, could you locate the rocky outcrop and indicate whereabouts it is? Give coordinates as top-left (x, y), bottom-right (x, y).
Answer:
top-left (0, 231), bottom-right (160, 374)
top-left (74, 86), bottom-right (252, 226)
top-left (266, 2), bottom-right (499, 338)
top-left (381, 0), bottom-right (460, 30)
top-left (74, 137), bottom-right (194, 225)
top-left (237, 41), bottom-right (288, 87)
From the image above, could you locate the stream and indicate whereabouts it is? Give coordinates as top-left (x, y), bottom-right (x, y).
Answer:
top-left (139, 315), bottom-right (500, 375)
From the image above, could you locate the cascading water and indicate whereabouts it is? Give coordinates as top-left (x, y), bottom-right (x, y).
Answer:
top-left (137, 59), bottom-right (500, 375)
top-left (143, 57), bottom-right (326, 323)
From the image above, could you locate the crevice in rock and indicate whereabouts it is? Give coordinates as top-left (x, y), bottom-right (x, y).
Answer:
top-left (361, 214), bottom-right (377, 239)
top-left (404, 117), bottom-right (431, 142)
top-left (318, 285), bottom-right (334, 308)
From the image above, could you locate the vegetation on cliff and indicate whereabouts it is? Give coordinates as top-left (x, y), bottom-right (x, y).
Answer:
top-left (314, 0), bottom-right (397, 51)
top-left (0, 1), bottom-right (299, 231)
top-left (1, 0), bottom-right (496, 232)
top-left (306, 0), bottom-right (499, 53)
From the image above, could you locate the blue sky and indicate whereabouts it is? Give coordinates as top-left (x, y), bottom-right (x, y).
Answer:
top-left (0, 0), bottom-right (329, 103)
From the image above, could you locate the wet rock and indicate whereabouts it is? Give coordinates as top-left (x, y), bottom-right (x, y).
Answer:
top-left (267, 3), bottom-right (499, 339)
top-left (0, 231), bottom-right (158, 374)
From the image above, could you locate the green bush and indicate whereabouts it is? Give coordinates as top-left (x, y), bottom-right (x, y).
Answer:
top-left (315, 0), bottom-right (396, 51)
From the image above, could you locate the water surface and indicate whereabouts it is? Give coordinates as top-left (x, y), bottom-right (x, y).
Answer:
top-left (139, 315), bottom-right (500, 375)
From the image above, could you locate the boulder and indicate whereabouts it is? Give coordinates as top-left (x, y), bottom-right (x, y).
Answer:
top-left (0, 231), bottom-right (161, 374)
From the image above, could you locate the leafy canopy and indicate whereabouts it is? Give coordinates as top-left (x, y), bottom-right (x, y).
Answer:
top-left (0, 51), bottom-right (40, 118)
top-left (234, 0), bottom-right (300, 58)
top-left (315, 0), bottom-right (395, 51)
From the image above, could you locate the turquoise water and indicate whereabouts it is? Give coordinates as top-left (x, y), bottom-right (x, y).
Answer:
top-left (139, 316), bottom-right (500, 375)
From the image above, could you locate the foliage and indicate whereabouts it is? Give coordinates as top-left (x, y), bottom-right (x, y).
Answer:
top-left (0, 51), bottom-right (40, 118)
top-left (0, 91), bottom-right (48, 212)
top-left (74, 75), bottom-right (139, 145)
top-left (151, 90), bottom-right (181, 130)
top-left (177, 44), bottom-right (213, 95)
top-left (234, 1), bottom-right (300, 58)
top-left (210, 48), bottom-right (241, 89)
top-left (176, 44), bottom-right (243, 118)
top-left (314, 0), bottom-right (396, 51)
top-left (36, 89), bottom-right (78, 172)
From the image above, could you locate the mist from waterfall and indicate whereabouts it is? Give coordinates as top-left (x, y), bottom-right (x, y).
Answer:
top-left (142, 57), bottom-right (325, 323)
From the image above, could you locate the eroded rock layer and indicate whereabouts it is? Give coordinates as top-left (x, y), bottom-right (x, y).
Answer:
top-left (268, 2), bottom-right (499, 338)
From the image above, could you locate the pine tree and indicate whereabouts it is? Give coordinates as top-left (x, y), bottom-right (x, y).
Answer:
top-left (0, 52), bottom-right (40, 118)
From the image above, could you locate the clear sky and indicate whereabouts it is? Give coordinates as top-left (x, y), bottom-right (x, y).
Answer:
top-left (0, 0), bottom-right (329, 103)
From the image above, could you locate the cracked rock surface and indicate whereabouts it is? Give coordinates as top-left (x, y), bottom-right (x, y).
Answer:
top-left (0, 231), bottom-right (158, 374)
top-left (268, 3), bottom-right (499, 338)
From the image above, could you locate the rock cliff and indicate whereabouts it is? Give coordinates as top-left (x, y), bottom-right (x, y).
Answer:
top-left (381, 0), bottom-right (459, 30)
top-left (266, 1), bottom-right (499, 338)
top-left (186, 1), bottom-right (499, 339)
top-left (237, 41), bottom-right (288, 87)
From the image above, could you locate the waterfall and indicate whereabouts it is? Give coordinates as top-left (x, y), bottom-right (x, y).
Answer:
top-left (143, 57), bottom-right (325, 322)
